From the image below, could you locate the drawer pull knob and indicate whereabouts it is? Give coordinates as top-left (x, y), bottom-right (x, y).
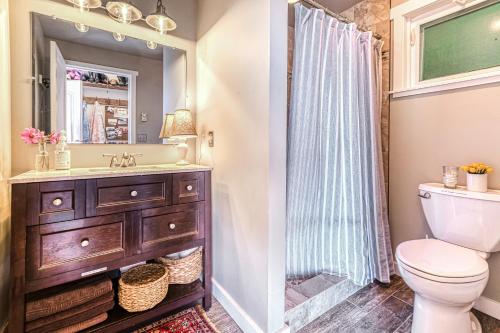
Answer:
top-left (169, 223), bottom-right (176, 230)
top-left (53, 198), bottom-right (63, 206)
top-left (130, 190), bottom-right (138, 197)
top-left (81, 238), bottom-right (90, 247)
top-left (186, 185), bottom-right (193, 191)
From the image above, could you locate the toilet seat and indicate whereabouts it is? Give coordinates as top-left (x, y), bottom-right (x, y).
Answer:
top-left (396, 239), bottom-right (489, 283)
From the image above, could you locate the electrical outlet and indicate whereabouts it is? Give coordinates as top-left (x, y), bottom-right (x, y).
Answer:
top-left (208, 131), bottom-right (214, 147)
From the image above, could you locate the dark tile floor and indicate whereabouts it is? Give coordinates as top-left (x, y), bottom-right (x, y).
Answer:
top-left (206, 276), bottom-right (500, 333)
top-left (298, 275), bottom-right (500, 333)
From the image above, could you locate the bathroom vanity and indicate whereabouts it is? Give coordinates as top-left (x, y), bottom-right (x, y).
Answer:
top-left (8, 165), bottom-right (212, 333)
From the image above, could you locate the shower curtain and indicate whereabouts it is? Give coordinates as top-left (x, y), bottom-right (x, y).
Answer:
top-left (286, 4), bottom-right (394, 286)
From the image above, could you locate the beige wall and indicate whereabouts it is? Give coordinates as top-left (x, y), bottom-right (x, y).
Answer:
top-left (390, 0), bottom-right (500, 303)
top-left (0, 0), bottom-right (10, 327)
top-left (10, 0), bottom-right (198, 175)
top-left (196, 0), bottom-right (287, 331)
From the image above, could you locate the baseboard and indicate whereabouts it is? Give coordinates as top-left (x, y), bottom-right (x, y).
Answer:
top-left (275, 324), bottom-right (290, 333)
top-left (474, 296), bottom-right (500, 320)
top-left (212, 279), bottom-right (264, 333)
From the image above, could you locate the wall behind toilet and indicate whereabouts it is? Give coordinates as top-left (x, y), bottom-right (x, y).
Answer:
top-left (390, 0), bottom-right (500, 302)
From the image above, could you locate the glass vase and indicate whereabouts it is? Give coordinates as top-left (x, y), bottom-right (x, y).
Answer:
top-left (35, 141), bottom-right (49, 172)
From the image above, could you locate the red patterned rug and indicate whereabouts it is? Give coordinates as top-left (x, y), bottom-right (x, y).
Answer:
top-left (133, 305), bottom-right (220, 333)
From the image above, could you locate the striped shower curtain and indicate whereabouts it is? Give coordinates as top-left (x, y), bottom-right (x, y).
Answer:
top-left (286, 4), bottom-right (394, 286)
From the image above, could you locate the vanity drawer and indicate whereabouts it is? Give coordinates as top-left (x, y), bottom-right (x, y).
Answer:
top-left (87, 174), bottom-right (172, 216)
top-left (27, 214), bottom-right (126, 280)
top-left (172, 172), bottom-right (205, 204)
top-left (140, 202), bottom-right (205, 253)
top-left (27, 181), bottom-right (86, 225)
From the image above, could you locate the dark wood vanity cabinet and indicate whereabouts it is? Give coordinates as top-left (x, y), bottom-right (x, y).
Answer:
top-left (9, 170), bottom-right (212, 333)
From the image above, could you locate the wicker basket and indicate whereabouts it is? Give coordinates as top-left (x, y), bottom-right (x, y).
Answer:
top-left (156, 247), bottom-right (203, 285)
top-left (118, 264), bottom-right (169, 312)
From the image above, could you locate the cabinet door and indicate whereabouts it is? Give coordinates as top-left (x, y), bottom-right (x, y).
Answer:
top-left (27, 214), bottom-right (126, 280)
top-left (172, 172), bottom-right (205, 205)
top-left (141, 202), bottom-right (205, 253)
top-left (26, 180), bottom-right (86, 225)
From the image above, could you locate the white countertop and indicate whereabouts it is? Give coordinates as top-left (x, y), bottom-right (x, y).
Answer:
top-left (8, 164), bottom-right (212, 184)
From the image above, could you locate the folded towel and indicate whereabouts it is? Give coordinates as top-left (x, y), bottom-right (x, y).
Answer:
top-left (26, 291), bottom-right (114, 333)
top-left (26, 275), bottom-right (112, 322)
top-left (53, 312), bottom-right (108, 333)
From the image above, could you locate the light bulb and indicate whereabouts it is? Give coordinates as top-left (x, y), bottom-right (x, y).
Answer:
top-left (65, 0), bottom-right (102, 9)
top-left (113, 32), bottom-right (126, 42)
top-left (106, 1), bottom-right (142, 24)
top-left (75, 22), bottom-right (89, 33)
top-left (146, 41), bottom-right (158, 50)
top-left (145, 0), bottom-right (177, 34)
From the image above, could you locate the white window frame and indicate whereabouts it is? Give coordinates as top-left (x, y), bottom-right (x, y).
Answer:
top-left (391, 0), bottom-right (500, 98)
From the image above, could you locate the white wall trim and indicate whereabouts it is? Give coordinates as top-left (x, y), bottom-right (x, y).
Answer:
top-left (474, 296), bottom-right (500, 320)
top-left (390, 0), bottom-right (497, 98)
top-left (212, 279), bottom-right (264, 333)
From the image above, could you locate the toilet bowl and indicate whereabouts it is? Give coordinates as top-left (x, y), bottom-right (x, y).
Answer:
top-left (396, 239), bottom-right (489, 333)
top-left (396, 183), bottom-right (500, 333)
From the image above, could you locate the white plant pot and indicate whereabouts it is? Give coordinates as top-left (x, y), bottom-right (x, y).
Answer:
top-left (467, 173), bottom-right (488, 193)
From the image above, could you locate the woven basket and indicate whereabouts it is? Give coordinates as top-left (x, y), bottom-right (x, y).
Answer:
top-left (118, 264), bottom-right (169, 312)
top-left (156, 247), bottom-right (203, 285)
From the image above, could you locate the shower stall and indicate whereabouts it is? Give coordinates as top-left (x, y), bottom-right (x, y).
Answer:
top-left (285, 2), bottom-right (394, 330)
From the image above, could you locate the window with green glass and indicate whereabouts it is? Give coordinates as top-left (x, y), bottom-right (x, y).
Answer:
top-left (420, 1), bottom-right (500, 81)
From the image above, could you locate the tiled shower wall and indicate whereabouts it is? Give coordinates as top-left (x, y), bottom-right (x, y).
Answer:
top-left (288, 0), bottom-right (391, 192)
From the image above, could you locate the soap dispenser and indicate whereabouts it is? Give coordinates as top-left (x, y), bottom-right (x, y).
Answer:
top-left (54, 132), bottom-right (71, 170)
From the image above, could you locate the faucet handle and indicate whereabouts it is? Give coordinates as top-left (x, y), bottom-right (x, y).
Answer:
top-left (128, 153), bottom-right (143, 167)
top-left (102, 154), bottom-right (118, 167)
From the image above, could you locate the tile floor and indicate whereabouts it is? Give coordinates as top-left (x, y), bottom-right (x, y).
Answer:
top-left (207, 275), bottom-right (500, 333)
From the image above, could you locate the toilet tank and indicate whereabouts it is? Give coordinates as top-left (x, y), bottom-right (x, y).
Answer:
top-left (419, 183), bottom-right (500, 253)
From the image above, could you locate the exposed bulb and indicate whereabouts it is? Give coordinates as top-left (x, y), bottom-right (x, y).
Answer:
top-left (146, 41), bottom-right (158, 50)
top-left (74, 23), bottom-right (89, 33)
top-left (113, 32), bottom-right (126, 42)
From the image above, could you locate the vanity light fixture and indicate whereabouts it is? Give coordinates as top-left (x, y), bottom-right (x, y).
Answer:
top-left (74, 22), bottom-right (90, 32)
top-left (146, 40), bottom-right (158, 50)
top-left (66, 0), bottom-right (102, 9)
top-left (106, 1), bottom-right (142, 24)
top-left (146, 0), bottom-right (177, 34)
top-left (113, 32), bottom-right (126, 42)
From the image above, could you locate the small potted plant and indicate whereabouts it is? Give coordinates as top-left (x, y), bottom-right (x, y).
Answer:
top-left (460, 163), bottom-right (493, 193)
top-left (20, 128), bottom-right (61, 172)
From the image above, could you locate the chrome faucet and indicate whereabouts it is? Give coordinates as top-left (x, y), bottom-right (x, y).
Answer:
top-left (103, 153), bottom-right (143, 168)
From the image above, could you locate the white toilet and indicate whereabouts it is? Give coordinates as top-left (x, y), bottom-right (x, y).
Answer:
top-left (396, 183), bottom-right (500, 333)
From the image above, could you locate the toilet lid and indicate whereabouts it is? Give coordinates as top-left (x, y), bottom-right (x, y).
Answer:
top-left (396, 239), bottom-right (488, 279)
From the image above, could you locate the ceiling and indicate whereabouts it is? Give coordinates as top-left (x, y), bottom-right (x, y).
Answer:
top-left (36, 13), bottom-right (168, 60)
top-left (288, 0), bottom-right (365, 26)
top-left (315, 0), bottom-right (365, 13)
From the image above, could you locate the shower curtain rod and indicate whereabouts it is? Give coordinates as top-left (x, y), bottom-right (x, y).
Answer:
top-left (298, 0), bottom-right (383, 40)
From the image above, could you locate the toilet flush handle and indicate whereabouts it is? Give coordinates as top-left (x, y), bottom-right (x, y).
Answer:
top-left (418, 192), bottom-right (431, 199)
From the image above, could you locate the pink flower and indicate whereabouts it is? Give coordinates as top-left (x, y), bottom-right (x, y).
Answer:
top-left (20, 128), bottom-right (43, 144)
top-left (49, 131), bottom-right (62, 144)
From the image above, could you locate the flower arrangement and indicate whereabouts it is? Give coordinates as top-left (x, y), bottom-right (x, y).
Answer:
top-left (20, 128), bottom-right (61, 145)
top-left (20, 128), bottom-right (62, 171)
top-left (460, 163), bottom-right (493, 175)
top-left (461, 162), bottom-right (493, 193)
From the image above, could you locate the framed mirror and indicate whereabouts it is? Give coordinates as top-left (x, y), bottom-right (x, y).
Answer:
top-left (31, 12), bottom-right (187, 144)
